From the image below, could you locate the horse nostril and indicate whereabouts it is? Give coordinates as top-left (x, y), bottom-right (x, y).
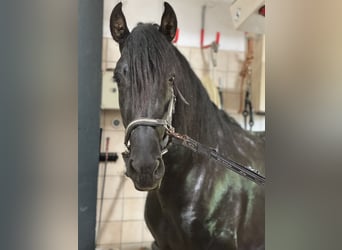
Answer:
top-left (129, 160), bottom-right (139, 174)
top-left (153, 159), bottom-right (163, 179)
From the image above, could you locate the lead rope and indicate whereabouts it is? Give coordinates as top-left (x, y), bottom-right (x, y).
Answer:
top-left (165, 129), bottom-right (265, 185)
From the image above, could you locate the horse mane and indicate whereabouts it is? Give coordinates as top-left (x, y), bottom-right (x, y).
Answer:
top-left (170, 37), bottom-right (250, 138)
top-left (126, 24), bottom-right (259, 139)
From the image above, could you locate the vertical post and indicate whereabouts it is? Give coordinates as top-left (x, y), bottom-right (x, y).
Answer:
top-left (78, 0), bottom-right (103, 249)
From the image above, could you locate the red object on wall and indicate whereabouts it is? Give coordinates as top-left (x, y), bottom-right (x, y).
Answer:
top-left (200, 29), bottom-right (220, 49)
top-left (259, 5), bottom-right (265, 16)
top-left (173, 28), bottom-right (180, 43)
top-left (215, 32), bottom-right (220, 45)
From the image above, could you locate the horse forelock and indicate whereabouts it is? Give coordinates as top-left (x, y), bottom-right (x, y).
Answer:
top-left (123, 24), bottom-right (175, 114)
top-left (120, 23), bottom-right (222, 130)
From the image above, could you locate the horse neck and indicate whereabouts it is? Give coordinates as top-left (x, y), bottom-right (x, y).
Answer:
top-left (172, 58), bottom-right (221, 143)
top-left (161, 64), bottom-right (225, 192)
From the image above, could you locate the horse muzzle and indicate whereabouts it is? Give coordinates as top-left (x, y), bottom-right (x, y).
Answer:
top-left (123, 152), bottom-right (165, 191)
top-left (122, 126), bottom-right (166, 191)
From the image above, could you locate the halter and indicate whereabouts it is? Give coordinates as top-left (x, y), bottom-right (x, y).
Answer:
top-left (123, 85), bottom-right (176, 154)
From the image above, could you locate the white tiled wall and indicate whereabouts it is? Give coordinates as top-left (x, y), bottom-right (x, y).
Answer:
top-left (96, 38), bottom-right (265, 250)
top-left (96, 110), bottom-right (151, 250)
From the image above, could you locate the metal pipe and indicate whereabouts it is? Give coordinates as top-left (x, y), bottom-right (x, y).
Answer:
top-left (200, 5), bottom-right (220, 49)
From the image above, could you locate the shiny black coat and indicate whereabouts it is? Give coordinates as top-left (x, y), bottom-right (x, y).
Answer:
top-left (110, 2), bottom-right (265, 249)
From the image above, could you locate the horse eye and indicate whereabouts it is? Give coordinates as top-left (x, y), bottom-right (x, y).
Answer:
top-left (113, 72), bottom-right (120, 83)
top-left (168, 75), bottom-right (175, 83)
top-left (122, 64), bottom-right (129, 76)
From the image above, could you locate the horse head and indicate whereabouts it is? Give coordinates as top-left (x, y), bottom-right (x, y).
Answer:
top-left (110, 2), bottom-right (178, 191)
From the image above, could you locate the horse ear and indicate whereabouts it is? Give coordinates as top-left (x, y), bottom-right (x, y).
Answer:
top-left (110, 2), bottom-right (130, 47)
top-left (159, 2), bottom-right (178, 42)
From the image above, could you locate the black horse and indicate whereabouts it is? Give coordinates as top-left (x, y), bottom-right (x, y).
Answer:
top-left (110, 2), bottom-right (265, 249)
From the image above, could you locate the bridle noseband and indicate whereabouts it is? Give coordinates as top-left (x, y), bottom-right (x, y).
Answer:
top-left (123, 85), bottom-right (176, 155)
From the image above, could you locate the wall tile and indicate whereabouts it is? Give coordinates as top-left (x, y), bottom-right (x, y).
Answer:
top-left (96, 199), bottom-right (124, 222)
top-left (222, 91), bottom-right (241, 112)
top-left (96, 221), bottom-right (122, 245)
top-left (97, 176), bottom-right (125, 199)
top-left (226, 71), bottom-right (241, 91)
top-left (106, 61), bottom-right (117, 70)
top-left (96, 244), bottom-right (120, 250)
top-left (101, 38), bottom-right (107, 71)
top-left (99, 130), bottom-right (126, 176)
top-left (102, 62), bottom-right (107, 72)
top-left (189, 47), bottom-right (211, 70)
top-left (100, 130), bottom-right (125, 152)
top-left (229, 111), bottom-right (265, 131)
top-left (176, 46), bottom-right (191, 61)
top-left (102, 38), bottom-right (108, 63)
top-left (121, 243), bottom-right (143, 250)
top-left (123, 198), bottom-right (145, 220)
top-left (100, 110), bottom-right (105, 128)
top-left (193, 68), bottom-right (205, 82)
top-left (212, 70), bottom-right (227, 89)
top-left (141, 241), bottom-right (153, 249)
top-left (107, 40), bottom-right (121, 64)
top-left (142, 222), bottom-right (154, 242)
top-left (98, 161), bottom-right (126, 177)
top-left (103, 110), bottom-right (125, 131)
top-left (215, 50), bottom-right (229, 71)
top-left (227, 51), bottom-right (244, 72)
top-left (121, 221), bottom-right (143, 243)
top-left (123, 179), bottom-right (147, 198)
